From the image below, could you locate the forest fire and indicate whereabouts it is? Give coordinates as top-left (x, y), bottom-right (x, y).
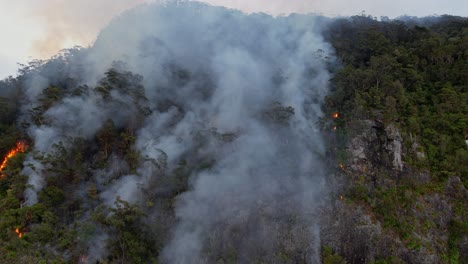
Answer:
top-left (0, 141), bottom-right (28, 177)
top-left (14, 227), bottom-right (24, 238)
top-left (333, 112), bottom-right (339, 119)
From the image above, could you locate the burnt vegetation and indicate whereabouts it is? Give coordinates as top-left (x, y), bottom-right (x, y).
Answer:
top-left (0, 11), bottom-right (466, 264)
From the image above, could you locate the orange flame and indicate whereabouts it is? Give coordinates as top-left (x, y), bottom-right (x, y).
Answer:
top-left (333, 112), bottom-right (339, 119)
top-left (338, 164), bottom-right (345, 170)
top-left (0, 141), bottom-right (28, 177)
top-left (14, 227), bottom-right (24, 238)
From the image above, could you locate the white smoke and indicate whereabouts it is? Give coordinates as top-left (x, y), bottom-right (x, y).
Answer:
top-left (19, 1), bottom-right (334, 262)
top-left (21, 156), bottom-right (45, 205)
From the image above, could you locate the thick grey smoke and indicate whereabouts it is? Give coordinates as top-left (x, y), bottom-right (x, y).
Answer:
top-left (19, 1), bottom-right (334, 262)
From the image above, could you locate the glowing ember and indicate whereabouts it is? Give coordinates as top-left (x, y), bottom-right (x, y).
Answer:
top-left (0, 141), bottom-right (27, 177)
top-left (14, 227), bottom-right (24, 238)
top-left (333, 112), bottom-right (339, 119)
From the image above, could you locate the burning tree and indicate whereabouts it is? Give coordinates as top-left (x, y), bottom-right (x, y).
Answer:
top-left (0, 141), bottom-right (28, 178)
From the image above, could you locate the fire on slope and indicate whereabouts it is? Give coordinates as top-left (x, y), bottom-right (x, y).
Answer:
top-left (14, 227), bottom-right (24, 238)
top-left (0, 141), bottom-right (28, 178)
top-left (332, 112), bottom-right (339, 131)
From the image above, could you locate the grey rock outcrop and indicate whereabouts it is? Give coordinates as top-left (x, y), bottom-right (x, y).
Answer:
top-left (384, 124), bottom-right (403, 171)
top-left (346, 120), bottom-right (403, 172)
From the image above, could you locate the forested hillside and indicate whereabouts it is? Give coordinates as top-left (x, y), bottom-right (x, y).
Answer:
top-left (0, 3), bottom-right (466, 263)
top-left (321, 15), bottom-right (467, 264)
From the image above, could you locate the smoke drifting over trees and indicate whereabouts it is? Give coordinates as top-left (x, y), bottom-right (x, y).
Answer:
top-left (7, 2), bottom-right (334, 262)
top-left (1, 1), bottom-right (465, 263)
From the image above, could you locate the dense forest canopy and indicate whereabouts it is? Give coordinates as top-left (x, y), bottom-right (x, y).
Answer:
top-left (0, 2), bottom-right (466, 264)
top-left (321, 14), bottom-right (467, 264)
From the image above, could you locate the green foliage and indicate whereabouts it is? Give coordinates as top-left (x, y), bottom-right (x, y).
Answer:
top-left (38, 86), bottom-right (63, 110)
top-left (373, 256), bottom-right (404, 264)
top-left (93, 197), bottom-right (155, 263)
top-left (326, 15), bottom-right (468, 262)
top-left (0, 97), bottom-right (21, 162)
top-left (0, 57), bottom-right (158, 262)
top-left (321, 246), bottom-right (345, 264)
top-left (327, 16), bottom-right (468, 182)
top-left (446, 220), bottom-right (467, 264)
top-left (172, 159), bottom-right (190, 194)
top-left (0, 97), bottom-right (17, 124)
top-left (96, 119), bottom-right (118, 162)
top-left (0, 14), bottom-right (466, 264)
top-left (38, 186), bottom-right (65, 207)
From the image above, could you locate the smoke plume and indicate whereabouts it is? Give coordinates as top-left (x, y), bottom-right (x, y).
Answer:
top-left (19, 1), bottom-right (334, 262)
top-left (26, 0), bottom-right (147, 58)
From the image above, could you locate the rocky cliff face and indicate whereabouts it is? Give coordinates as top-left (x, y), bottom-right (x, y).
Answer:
top-left (347, 121), bottom-right (403, 173)
top-left (321, 119), bottom-right (467, 264)
top-left (321, 15), bottom-right (468, 263)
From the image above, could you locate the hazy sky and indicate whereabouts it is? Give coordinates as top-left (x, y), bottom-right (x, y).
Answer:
top-left (0, 0), bottom-right (467, 78)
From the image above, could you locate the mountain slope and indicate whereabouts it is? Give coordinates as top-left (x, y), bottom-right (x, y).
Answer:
top-left (0, 3), bottom-right (466, 264)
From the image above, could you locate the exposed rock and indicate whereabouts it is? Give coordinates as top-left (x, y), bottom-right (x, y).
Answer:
top-left (323, 117), bottom-right (466, 263)
top-left (320, 202), bottom-right (384, 263)
top-left (350, 137), bottom-right (368, 160)
top-left (445, 176), bottom-right (466, 199)
top-left (321, 195), bottom-right (448, 264)
top-left (346, 120), bottom-right (377, 174)
top-left (346, 120), bottom-right (404, 173)
top-left (460, 235), bottom-right (468, 264)
top-left (319, 200), bottom-right (444, 264)
top-left (401, 170), bottom-right (431, 185)
top-left (384, 124), bottom-right (403, 171)
top-left (416, 151), bottom-right (425, 160)
top-left (409, 135), bottom-right (425, 161)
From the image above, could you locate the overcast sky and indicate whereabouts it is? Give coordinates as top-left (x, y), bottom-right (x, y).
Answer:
top-left (0, 0), bottom-right (467, 79)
